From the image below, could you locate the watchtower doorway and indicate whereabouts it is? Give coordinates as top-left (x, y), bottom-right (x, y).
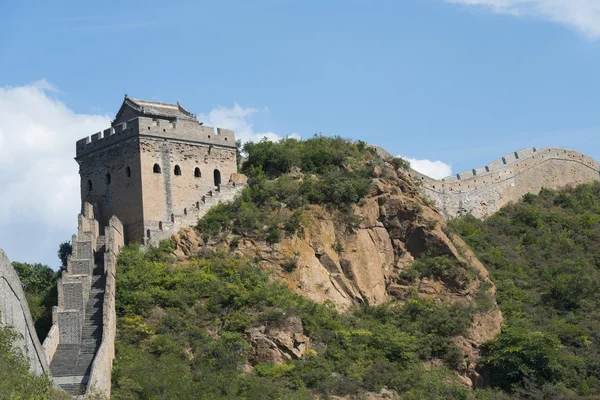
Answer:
top-left (213, 169), bottom-right (221, 187)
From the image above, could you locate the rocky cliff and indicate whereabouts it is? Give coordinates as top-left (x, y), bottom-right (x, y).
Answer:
top-left (173, 163), bottom-right (502, 384)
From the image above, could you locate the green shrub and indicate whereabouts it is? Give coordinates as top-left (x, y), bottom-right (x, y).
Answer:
top-left (451, 182), bottom-right (600, 395)
top-left (390, 157), bottom-right (411, 171)
top-left (0, 323), bottom-right (66, 399)
top-left (405, 256), bottom-right (480, 289)
top-left (112, 246), bottom-right (473, 399)
top-left (12, 262), bottom-right (58, 341)
top-left (480, 326), bottom-right (563, 390)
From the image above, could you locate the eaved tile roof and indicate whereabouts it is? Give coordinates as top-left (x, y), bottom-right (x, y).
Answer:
top-left (113, 95), bottom-right (198, 125)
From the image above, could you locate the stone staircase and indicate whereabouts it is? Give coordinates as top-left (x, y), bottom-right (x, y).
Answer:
top-left (49, 254), bottom-right (105, 396)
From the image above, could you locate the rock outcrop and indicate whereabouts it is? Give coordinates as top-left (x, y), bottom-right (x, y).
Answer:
top-left (173, 164), bottom-right (503, 381)
top-left (246, 316), bottom-right (310, 364)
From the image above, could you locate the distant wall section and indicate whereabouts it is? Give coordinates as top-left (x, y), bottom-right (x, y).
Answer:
top-left (413, 147), bottom-right (600, 219)
top-left (0, 249), bottom-right (48, 375)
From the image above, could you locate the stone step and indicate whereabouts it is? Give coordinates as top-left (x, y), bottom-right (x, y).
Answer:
top-left (59, 383), bottom-right (86, 396)
top-left (50, 347), bottom-right (96, 377)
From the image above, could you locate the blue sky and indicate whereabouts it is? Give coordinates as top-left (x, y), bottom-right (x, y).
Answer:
top-left (1, 0), bottom-right (600, 267)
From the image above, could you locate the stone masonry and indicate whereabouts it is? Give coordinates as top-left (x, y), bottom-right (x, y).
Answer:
top-left (0, 249), bottom-right (49, 375)
top-left (413, 147), bottom-right (600, 219)
top-left (43, 203), bottom-right (123, 396)
top-left (75, 96), bottom-right (241, 245)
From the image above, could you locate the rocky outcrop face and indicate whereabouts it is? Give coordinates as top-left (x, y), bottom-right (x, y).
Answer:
top-left (173, 165), bottom-right (503, 382)
top-left (246, 316), bottom-right (310, 364)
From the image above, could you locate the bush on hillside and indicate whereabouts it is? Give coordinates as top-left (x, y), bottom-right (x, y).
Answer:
top-left (12, 262), bottom-right (58, 341)
top-left (111, 242), bottom-right (477, 399)
top-left (0, 322), bottom-right (66, 399)
top-left (198, 135), bottom-right (378, 241)
top-left (450, 182), bottom-right (600, 396)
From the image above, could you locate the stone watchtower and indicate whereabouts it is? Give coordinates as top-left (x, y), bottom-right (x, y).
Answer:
top-left (75, 96), bottom-right (239, 243)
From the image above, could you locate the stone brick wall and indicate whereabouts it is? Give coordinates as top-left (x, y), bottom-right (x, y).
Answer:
top-left (0, 249), bottom-right (48, 375)
top-left (50, 205), bottom-right (100, 346)
top-left (139, 136), bottom-right (238, 241)
top-left (78, 137), bottom-right (144, 242)
top-left (76, 115), bottom-right (239, 244)
top-left (86, 216), bottom-right (124, 398)
top-left (145, 182), bottom-right (245, 245)
top-left (414, 147), bottom-right (600, 219)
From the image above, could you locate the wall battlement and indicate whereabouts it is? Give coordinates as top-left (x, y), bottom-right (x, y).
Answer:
top-left (76, 116), bottom-right (236, 158)
top-left (411, 147), bottom-right (600, 219)
top-left (77, 96), bottom-right (240, 245)
top-left (443, 148), bottom-right (541, 182)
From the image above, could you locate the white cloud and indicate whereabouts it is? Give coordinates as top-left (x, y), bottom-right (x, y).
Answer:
top-left (199, 103), bottom-right (300, 144)
top-left (446, 0), bottom-right (600, 39)
top-left (0, 81), bottom-right (110, 267)
top-left (400, 156), bottom-right (453, 180)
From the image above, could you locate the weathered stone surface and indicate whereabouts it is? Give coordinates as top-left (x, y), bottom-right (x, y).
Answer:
top-left (247, 316), bottom-right (310, 363)
top-left (76, 96), bottom-right (241, 244)
top-left (225, 171), bottom-right (503, 384)
top-left (0, 249), bottom-right (49, 375)
top-left (415, 147), bottom-right (600, 219)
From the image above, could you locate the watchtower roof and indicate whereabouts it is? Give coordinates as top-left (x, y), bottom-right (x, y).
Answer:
top-left (113, 95), bottom-right (198, 126)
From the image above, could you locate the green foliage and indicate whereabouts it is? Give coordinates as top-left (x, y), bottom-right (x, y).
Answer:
top-left (0, 322), bottom-right (67, 399)
top-left (241, 135), bottom-right (375, 177)
top-left (12, 262), bottom-right (58, 341)
top-left (199, 135), bottom-right (377, 241)
top-left (403, 256), bottom-right (481, 290)
top-left (450, 182), bottom-right (600, 395)
top-left (481, 326), bottom-right (563, 390)
top-left (57, 240), bottom-right (72, 270)
top-left (390, 157), bottom-right (411, 171)
top-left (112, 245), bottom-right (473, 399)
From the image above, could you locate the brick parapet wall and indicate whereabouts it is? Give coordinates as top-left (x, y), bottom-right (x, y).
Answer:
top-left (45, 203), bottom-right (99, 348)
top-left (76, 116), bottom-right (236, 158)
top-left (413, 147), bottom-right (600, 219)
top-left (0, 249), bottom-right (49, 375)
top-left (144, 182), bottom-right (245, 245)
top-left (86, 216), bottom-right (124, 399)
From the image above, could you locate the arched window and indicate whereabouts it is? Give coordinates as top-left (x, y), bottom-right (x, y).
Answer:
top-left (213, 169), bottom-right (221, 187)
top-left (153, 164), bottom-right (161, 173)
top-left (87, 180), bottom-right (93, 191)
top-left (184, 208), bottom-right (188, 215)
top-left (171, 213), bottom-right (175, 223)
top-left (174, 165), bottom-right (182, 176)
top-left (194, 167), bottom-right (201, 178)
top-left (105, 173), bottom-right (111, 184)
top-left (126, 166), bottom-right (131, 178)
top-left (196, 201), bottom-right (200, 209)
top-left (158, 221), bottom-right (163, 231)
top-left (146, 229), bottom-right (151, 238)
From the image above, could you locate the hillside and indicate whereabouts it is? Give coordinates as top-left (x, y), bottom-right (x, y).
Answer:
top-left (450, 182), bottom-right (600, 398)
top-left (9, 136), bottom-right (600, 399)
top-left (110, 137), bottom-right (504, 399)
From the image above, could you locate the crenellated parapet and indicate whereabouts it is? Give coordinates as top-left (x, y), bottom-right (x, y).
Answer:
top-left (43, 203), bottom-right (123, 396)
top-left (76, 116), bottom-right (236, 158)
top-left (411, 147), bottom-right (600, 219)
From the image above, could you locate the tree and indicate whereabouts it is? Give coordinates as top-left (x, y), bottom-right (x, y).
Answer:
top-left (480, 326), bottom-right (563, 390)
top-left (57, 240), bottom-right (72, 270)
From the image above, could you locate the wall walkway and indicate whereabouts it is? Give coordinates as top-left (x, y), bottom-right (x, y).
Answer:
top-left (410, 147), bottom-right (600, 219)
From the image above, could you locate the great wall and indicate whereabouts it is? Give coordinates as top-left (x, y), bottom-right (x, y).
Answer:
top-left (1, 97), bottom-right (600, 398)
top-left (414, 147), bottom-right (600, 220)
